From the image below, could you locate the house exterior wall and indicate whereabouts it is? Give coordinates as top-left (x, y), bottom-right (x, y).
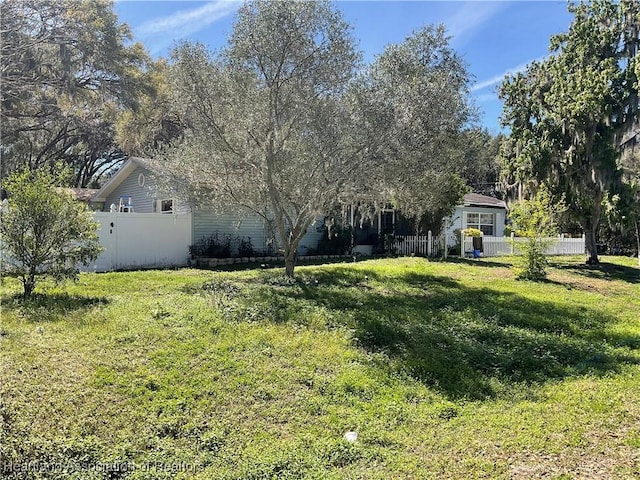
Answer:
top-left (192, 210), bottom-right (324, 256)
top-left (104, 166), bottom-right (157, 213)
top-left (445, 206), bottom-right (506, 247)
top-left (192, 211), bottom-right (271, 255)
top-left (103, 166), bottom-right (189, 214)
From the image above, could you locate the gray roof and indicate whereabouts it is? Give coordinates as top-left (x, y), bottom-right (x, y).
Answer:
top-left (462, 193), bottom-right (506, 209)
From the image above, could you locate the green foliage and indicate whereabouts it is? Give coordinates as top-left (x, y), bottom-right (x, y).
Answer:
top-left (458, 129), bottom-right (504, 193)
top-left (503, 225), bottom-right (516, 237)
top-left (462, 228), bottom-right (482, 237)
top-left (189, 233), bottom-right (233, 258)
top-left (1, 0), bottom-right (150, 186)
top-left (115, 59), bottom-right (185, 157)
top-left (313, 225), bottom-right (353, 255)
top-left (509, 185), bottom-right (566, 280)
top-left (499, 0), bottom-right (640, 264)
top-left (0, 168), bottom-right (103, 297)
top-left (238, 237), bottom-right (256, 257)
top-left (189, 234), bottom-right (259, 258)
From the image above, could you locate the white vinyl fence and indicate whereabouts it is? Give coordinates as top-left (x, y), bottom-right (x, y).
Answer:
top-left (387, 232), bottom-right (443, 257)
top-left (462, 233), bottom-right (585, 258)
top-left (85, 212), bottom-right (192, 272)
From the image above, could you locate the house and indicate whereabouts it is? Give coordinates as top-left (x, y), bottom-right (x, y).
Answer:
top-left (87, 158), bottom-right (506, 268)
top-left (444, 193), bottom-right (507, 247)
top-left (341, 193), bottom-right (507, 252)
top-left (90, 157), bottom-right (324, 257)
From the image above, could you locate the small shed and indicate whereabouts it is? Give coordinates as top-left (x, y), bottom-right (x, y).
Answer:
top-left (444, 193), bottom-right (507, 248)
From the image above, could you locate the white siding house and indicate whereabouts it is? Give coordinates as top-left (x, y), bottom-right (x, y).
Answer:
top-left (91, 158), bottom-right (324, 258)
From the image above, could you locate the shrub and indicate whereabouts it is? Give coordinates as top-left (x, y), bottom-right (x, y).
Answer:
top-left (508, 184), bottom-right (566, 280)
top-left (238, 237), bottom-right (255, 257)
top-left (313, 225), bottom-right (352, 255)
top-left (0, 168), bottom-right (103, 298)
top-left (189, 232), bottom-right (233, 258)
top-left (462, 228), bottom-right (482, 237)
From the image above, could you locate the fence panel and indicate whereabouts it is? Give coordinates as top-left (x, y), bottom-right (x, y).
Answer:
top-left (388, 233), bottom-right (442, 257)
top-left (83, 212), bottom-right (193, 272)
top-left (463, 235), bottom-right (585, 257)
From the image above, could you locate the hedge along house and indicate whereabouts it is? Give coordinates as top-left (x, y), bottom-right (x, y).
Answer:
top-left (443, 193), bottom-right (507, 248)
top-left (90, 157), bottom-right (324, 257)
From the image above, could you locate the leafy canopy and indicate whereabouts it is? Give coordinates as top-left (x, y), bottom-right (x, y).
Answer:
top-left (1, 0), bottom-right (150, 186)
top-left (499, 0), bottom-right (639, 264)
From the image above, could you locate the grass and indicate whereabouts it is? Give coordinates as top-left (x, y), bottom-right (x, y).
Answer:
top-left (1, 255), bottom-right (639, 479)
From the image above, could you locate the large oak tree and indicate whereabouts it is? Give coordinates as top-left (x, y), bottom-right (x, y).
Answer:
top-left (1, 0), bottom-right (149, 186)
top-left (499, 0), bottom-right (640, 264)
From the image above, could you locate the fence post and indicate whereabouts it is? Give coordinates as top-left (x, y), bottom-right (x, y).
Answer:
top-left (427, 231), bottom-right (432, 257)
top-left (510, 232), bottom-right (515, 255)
top-left (461, 230), bottom-right (465, 257)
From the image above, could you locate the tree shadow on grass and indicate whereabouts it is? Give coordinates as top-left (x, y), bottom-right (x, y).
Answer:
top-left (2, 293), bottom-right (110, 323)
top-left (553, 261), bottom-right (640, 284)
top-left (440, 256), bottom-right (514, 269)
top-left (242, 268), bottom-right (638, 400)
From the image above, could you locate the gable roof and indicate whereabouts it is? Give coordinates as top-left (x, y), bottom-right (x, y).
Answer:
top-left (462, 193), bottom-right (506, 209)
top-left (91, 157), bottom-right (154, 202)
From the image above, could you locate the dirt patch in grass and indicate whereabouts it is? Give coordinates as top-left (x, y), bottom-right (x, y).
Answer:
top-left (509, 444), bottom-right (639, 479)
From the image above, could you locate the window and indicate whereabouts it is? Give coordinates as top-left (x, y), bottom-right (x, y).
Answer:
top-left (156, 199), bottom-right (174, 214)
top-left (466, 212), bottom-right (494, 236)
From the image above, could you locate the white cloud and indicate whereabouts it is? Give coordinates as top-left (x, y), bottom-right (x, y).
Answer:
top-left (135, 0), bottom-right (241, 52)
top-left (445, 1), bottom-right (505, 46)
top-left (470, 56), bottom-right (547, 93)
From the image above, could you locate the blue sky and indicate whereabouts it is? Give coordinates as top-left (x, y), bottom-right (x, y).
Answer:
top-left (114, 1), bottom-right (574, 133)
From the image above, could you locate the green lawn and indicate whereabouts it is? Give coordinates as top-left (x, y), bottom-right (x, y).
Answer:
top-left (1, 256), bottom-right (639, 479)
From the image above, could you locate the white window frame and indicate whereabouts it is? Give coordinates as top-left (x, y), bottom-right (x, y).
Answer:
top-left (466, 212), bottom-right (495, 236)
top-left (156, 198), bottom-right (175, 214)
top-left (377, 208), bottom-right (395, 235)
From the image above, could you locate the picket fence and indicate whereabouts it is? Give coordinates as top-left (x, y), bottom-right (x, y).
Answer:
top-left (388, 232), bottom-right (443, 257)
top-left (462, 234), bottom-right (585, 257)
top-left (385, 233), bottom-right (585, 259)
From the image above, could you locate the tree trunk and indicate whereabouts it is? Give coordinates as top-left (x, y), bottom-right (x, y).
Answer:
top-left (584, 228), bottom-right (600, 265)
top-left (583, 216), bottom-right (600, 265)
top-left (583, 194), bottom-right (602, 265)
top-left (22, 273), bottom-right (36, 298)
top-left (284, 248), bottom-right (296, 277)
